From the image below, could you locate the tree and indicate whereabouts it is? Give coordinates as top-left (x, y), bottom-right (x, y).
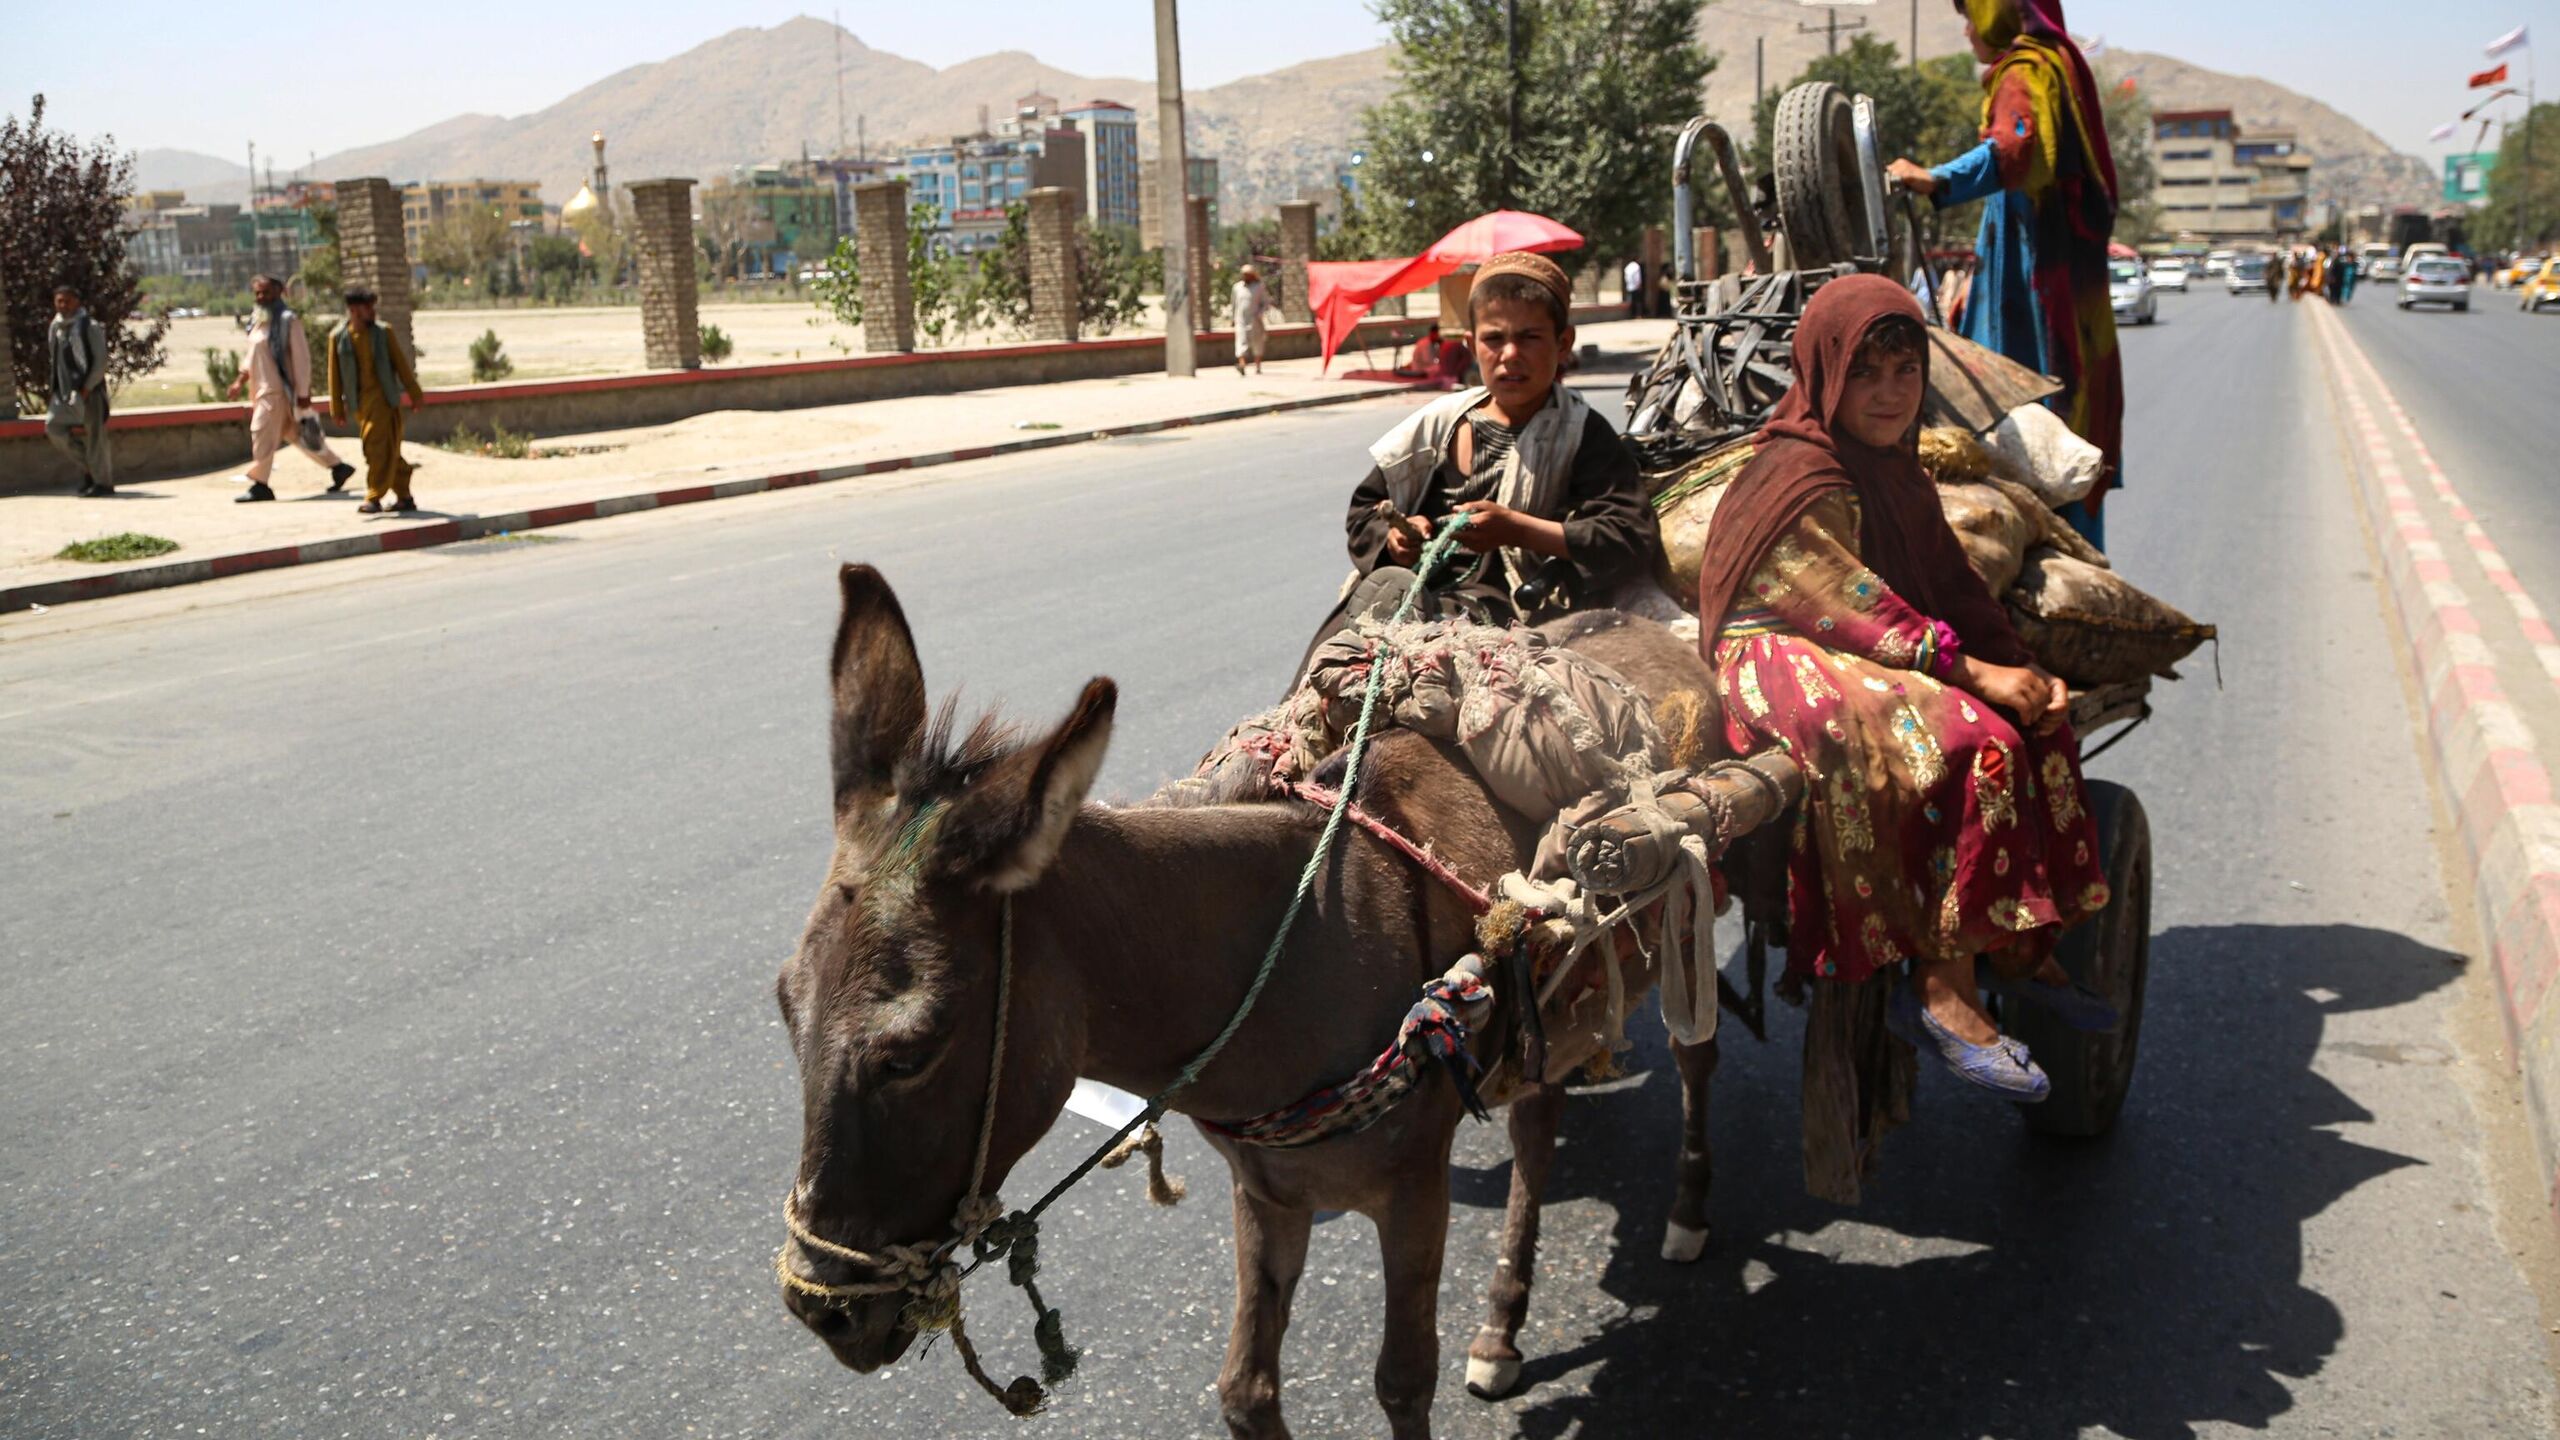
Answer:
top-left (2476, 102), bottom-right (2560, 249)
top-left (421, 204), bottom-right (507, 278)
top-left (1, 94), bottom-right (169, 410)
top-left (1354, 0), bottom-right (1714, 265)
top-left (2095, 69), bottom-right (2158, 243)
top-left (296, 200), bottom-right (342, 300)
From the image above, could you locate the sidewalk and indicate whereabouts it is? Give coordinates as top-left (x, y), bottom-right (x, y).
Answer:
top-left (4, 319), bottom-right (1675, 612)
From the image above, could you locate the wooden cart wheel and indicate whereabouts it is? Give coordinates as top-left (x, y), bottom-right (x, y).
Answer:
top-left (1772, 81), bottom-right (1872, 269)
top-left (2011, 779), bottom-right (2152, 1137)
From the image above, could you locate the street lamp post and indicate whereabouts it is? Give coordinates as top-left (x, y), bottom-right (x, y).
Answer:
top-left (1154, 0), bottom-right (1195, 377)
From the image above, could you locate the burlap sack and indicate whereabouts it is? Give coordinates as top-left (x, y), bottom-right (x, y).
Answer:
top-left (1936, 481), bottom-right (2032, 594)
top-left (2007, 549), bottom-right (2215, 685)
top-left (1650, 438), bottom-right (1755, 603)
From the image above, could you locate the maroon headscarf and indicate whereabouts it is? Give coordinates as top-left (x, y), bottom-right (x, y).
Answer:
top-left (1694, 274), bottom-right (2029, 666)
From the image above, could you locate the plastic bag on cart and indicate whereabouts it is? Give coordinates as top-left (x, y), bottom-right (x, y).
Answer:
top-left (1986, 401), bottom-right (2104, 506)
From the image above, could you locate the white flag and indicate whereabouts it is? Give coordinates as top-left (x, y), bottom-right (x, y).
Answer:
top-left (2486, 24), bottom-right (2530, 57)
top-left (2431, 121), bottom-right (2459, 141)
top-left (2079, 34), bottom-right (2108, 58)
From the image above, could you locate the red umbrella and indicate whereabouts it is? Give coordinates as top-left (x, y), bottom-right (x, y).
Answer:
top-left (1420, 209), bottom-right (1585, 264)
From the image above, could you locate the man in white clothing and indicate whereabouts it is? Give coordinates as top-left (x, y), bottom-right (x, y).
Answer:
top-left (1231, 264), bottom-right (1272, 375)
top-left (225, 274), bottom-right (354, 502)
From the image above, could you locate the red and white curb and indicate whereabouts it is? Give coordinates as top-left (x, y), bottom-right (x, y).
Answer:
top-left (2313, 303), bottom-right (2560, 1211)
top-left (1, 382), bottom-right (1428, 615)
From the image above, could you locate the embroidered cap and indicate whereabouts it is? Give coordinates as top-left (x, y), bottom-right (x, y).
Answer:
top-left (1471, 250), bottom-right (1573, 311)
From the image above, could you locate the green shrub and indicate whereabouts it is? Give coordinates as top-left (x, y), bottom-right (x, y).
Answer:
top-left (698, 322), bottom-right (734, 363)
top-left (56, 532), bottom-right (180, 563)
top-left (197, 347), bottom-right (242, 403)
top-left (468, 328), bottom-right (514, 382)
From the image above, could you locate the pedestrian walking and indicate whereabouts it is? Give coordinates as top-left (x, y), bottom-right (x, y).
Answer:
top-left (1231, 264), bottom-right (1272, 376)
top-left (44, 283), bottom-right (114, 496)
top-left (1623, 256), bottom-right (1644, 319)
top-left (2338, 249), bottom-right (2359, 304)
top-left (226, 274), bottom-right (353, 502)
top-left (2265, 252), bottom-right (2281, 304)
top-left (326, 287), bottom-right (425, 514)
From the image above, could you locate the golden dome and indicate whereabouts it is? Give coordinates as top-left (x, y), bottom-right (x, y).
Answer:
top-left (563, 183), bottom-right (601, 220)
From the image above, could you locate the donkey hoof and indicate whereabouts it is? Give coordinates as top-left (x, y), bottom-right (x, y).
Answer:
top-left (1660, 1220), bottom-right (1710, 1263)
top-left (1465, 1354), bottom-right (1523, 1400)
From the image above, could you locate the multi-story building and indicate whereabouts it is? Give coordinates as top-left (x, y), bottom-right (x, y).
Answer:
top-left (1138, 156), bottom-right (1221, 248)
top-left (400, 179), bottom-right (545, 258)
top-left (802, 155), bottom-right (889, 249)
top-left (888, 126), bottom-right (1079, 258)
top-left (2149, 109), bottom-right (2310, 243)
top-left (705, 163), bottom-right (840, 277)
top-left (1058, 100), bottom-right (1142, 229)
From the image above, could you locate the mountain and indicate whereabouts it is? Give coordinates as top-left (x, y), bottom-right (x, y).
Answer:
top-left (130, 148), bottom-right (250, 200)
top-left (266, 15), bottom-right (2428, 228)
top-left (308, 18), bottom-right (1143, 208)
top-left (2099, 48), bottom-right (2436, 210)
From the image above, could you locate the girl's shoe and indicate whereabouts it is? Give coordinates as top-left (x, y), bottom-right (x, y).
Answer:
top-left (1887, 982), bottom-right (2051, 1102)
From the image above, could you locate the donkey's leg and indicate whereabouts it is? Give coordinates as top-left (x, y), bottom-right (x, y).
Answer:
top-left (1371, 1155), bottom-right (1454, 1440)
top-left (1464, 1078), bottom-right (1564, 1400)
top-left (1217, 1180), bottom-right (1312, 1440)
top-left (1663, 1035), bottom-right (1721, 1262)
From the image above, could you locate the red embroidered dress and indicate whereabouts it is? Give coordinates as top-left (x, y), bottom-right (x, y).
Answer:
top-left (1713, 491), bottom-right (2110, 983)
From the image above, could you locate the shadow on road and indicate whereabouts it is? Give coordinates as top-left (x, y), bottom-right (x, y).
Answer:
top-left (1453, 922), bottom-right (2461, 1439)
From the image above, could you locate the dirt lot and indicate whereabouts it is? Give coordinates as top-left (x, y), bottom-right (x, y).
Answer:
top-left (114, 291), bottom-right (1457, 409)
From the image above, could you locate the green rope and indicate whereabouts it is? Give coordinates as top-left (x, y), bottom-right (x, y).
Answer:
top-left (951, 515), bottom-right (1482, 1405)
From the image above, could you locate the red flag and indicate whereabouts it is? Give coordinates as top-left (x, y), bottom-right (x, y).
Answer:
top-left (2117, 76), bottom-right (2137, 94)
top-left (2471, 62), bottom-right (2509, 87)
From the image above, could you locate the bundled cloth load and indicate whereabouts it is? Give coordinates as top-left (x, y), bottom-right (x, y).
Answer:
top-left (1643, 406), bottom-right (2212, 688)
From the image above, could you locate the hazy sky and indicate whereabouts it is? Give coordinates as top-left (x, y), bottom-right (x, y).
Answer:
top-left (4, 1), bottom-right (2550, 166)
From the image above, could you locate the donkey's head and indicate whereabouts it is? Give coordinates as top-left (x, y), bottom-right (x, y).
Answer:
top-left (776, 565), bottom-right (1115, 1372)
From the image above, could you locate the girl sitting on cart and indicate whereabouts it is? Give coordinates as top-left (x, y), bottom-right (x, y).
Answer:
top-left (1695, 275), bottom-right (2112, 1100)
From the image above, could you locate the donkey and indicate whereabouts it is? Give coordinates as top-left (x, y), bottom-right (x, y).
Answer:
top-left (775, 565), bottom-right (1729, 1439)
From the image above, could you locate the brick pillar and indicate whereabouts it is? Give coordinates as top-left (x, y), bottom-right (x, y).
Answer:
top-left (333, 176), bottom-right (415, 355)
top-left (629, 177), bottom-right (701, 371)
top-left (0, 304), bottom-right (14, 417)
top-left (852, 179), bottom-right (915, 352)
top-left (1572, 263), bottom-right (1602, 304)
top-left (1026, 186), bottom-right (1080, 343)
top-left (1278, 201), bottom-right (1317, 323)
top-left (1185, 195), bottom-right (1214, 334)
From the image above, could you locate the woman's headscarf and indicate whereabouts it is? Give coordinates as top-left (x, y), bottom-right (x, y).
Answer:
top-left (1693, 274), bottom-right (2029, 665)
top-left (1964, 0), bottom-right (2117, 205)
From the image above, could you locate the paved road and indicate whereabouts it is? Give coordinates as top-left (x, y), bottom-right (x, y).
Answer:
top-left (3, 300), bottom-right (2555, 1439)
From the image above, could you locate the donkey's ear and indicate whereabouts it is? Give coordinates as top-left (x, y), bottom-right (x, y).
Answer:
top-left (829, 564), bottom-right (927, 817)
top-left (934, 678), bottom-right (1117, 893)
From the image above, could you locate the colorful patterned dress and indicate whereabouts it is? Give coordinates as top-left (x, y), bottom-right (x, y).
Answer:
top-left (1712, 493), bottom-right (2110, 984)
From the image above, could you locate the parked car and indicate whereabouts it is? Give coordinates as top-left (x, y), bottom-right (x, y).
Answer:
top-left (2369, 256), bottom-right (2403, 281)
top-left (2109, 257), bottom-right (2156, 324)
top-left (2400, 257), bottom-right (2472, 311)
top-left (2203, 249), bottom-right (2236, 280)
top-left (2522, 259), bottom-right (2560, 311)
top-left (2226, 254), bottom-right (2273, 294)
top-left (2148, 258), bottom-right (2191, 292)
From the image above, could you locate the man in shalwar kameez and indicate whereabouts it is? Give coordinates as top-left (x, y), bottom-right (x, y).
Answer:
top-left (226, 274), bottom-right (354, 502)
top-left (326, 288), bottom-right (426, 513)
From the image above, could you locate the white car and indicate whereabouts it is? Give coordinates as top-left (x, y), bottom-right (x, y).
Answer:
top-left (2399, 257), bottom-right (2472, 311)
top-left (2147, 258), bottom-right (2191, 292)
top-left (2203, 250), bottom-right (2235, 279)
top-left (2109, 257), bottom-right (2156, 324)
top-left (2226, 254), bottom-right (2273, 294)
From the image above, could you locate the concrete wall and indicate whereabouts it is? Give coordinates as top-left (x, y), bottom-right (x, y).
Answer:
top-left (0, 306), bottom-right (1619, 492)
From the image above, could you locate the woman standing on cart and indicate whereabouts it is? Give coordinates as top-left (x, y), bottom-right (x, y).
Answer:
top-left (1697, 276), bottom-right (2113, 1101)
top-left (1887, 0), bottom-right (2121, 547)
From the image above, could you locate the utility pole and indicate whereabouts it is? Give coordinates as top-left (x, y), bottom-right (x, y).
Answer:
top-left (1153, 0), bottom-right (1195, 377)
top-left (833, 9), bottom-right (848, 156)
top-left (1798, 4), bottom-right (1867, 58)
top-left (1755, 35), bottom-right (1764, 115)
top-left (1911, 0), bottom-right (1920, 65)
top-left (1503, 0), bottom-right (1522, 209)
top-left (246, 140), bottom-right (256, 208)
